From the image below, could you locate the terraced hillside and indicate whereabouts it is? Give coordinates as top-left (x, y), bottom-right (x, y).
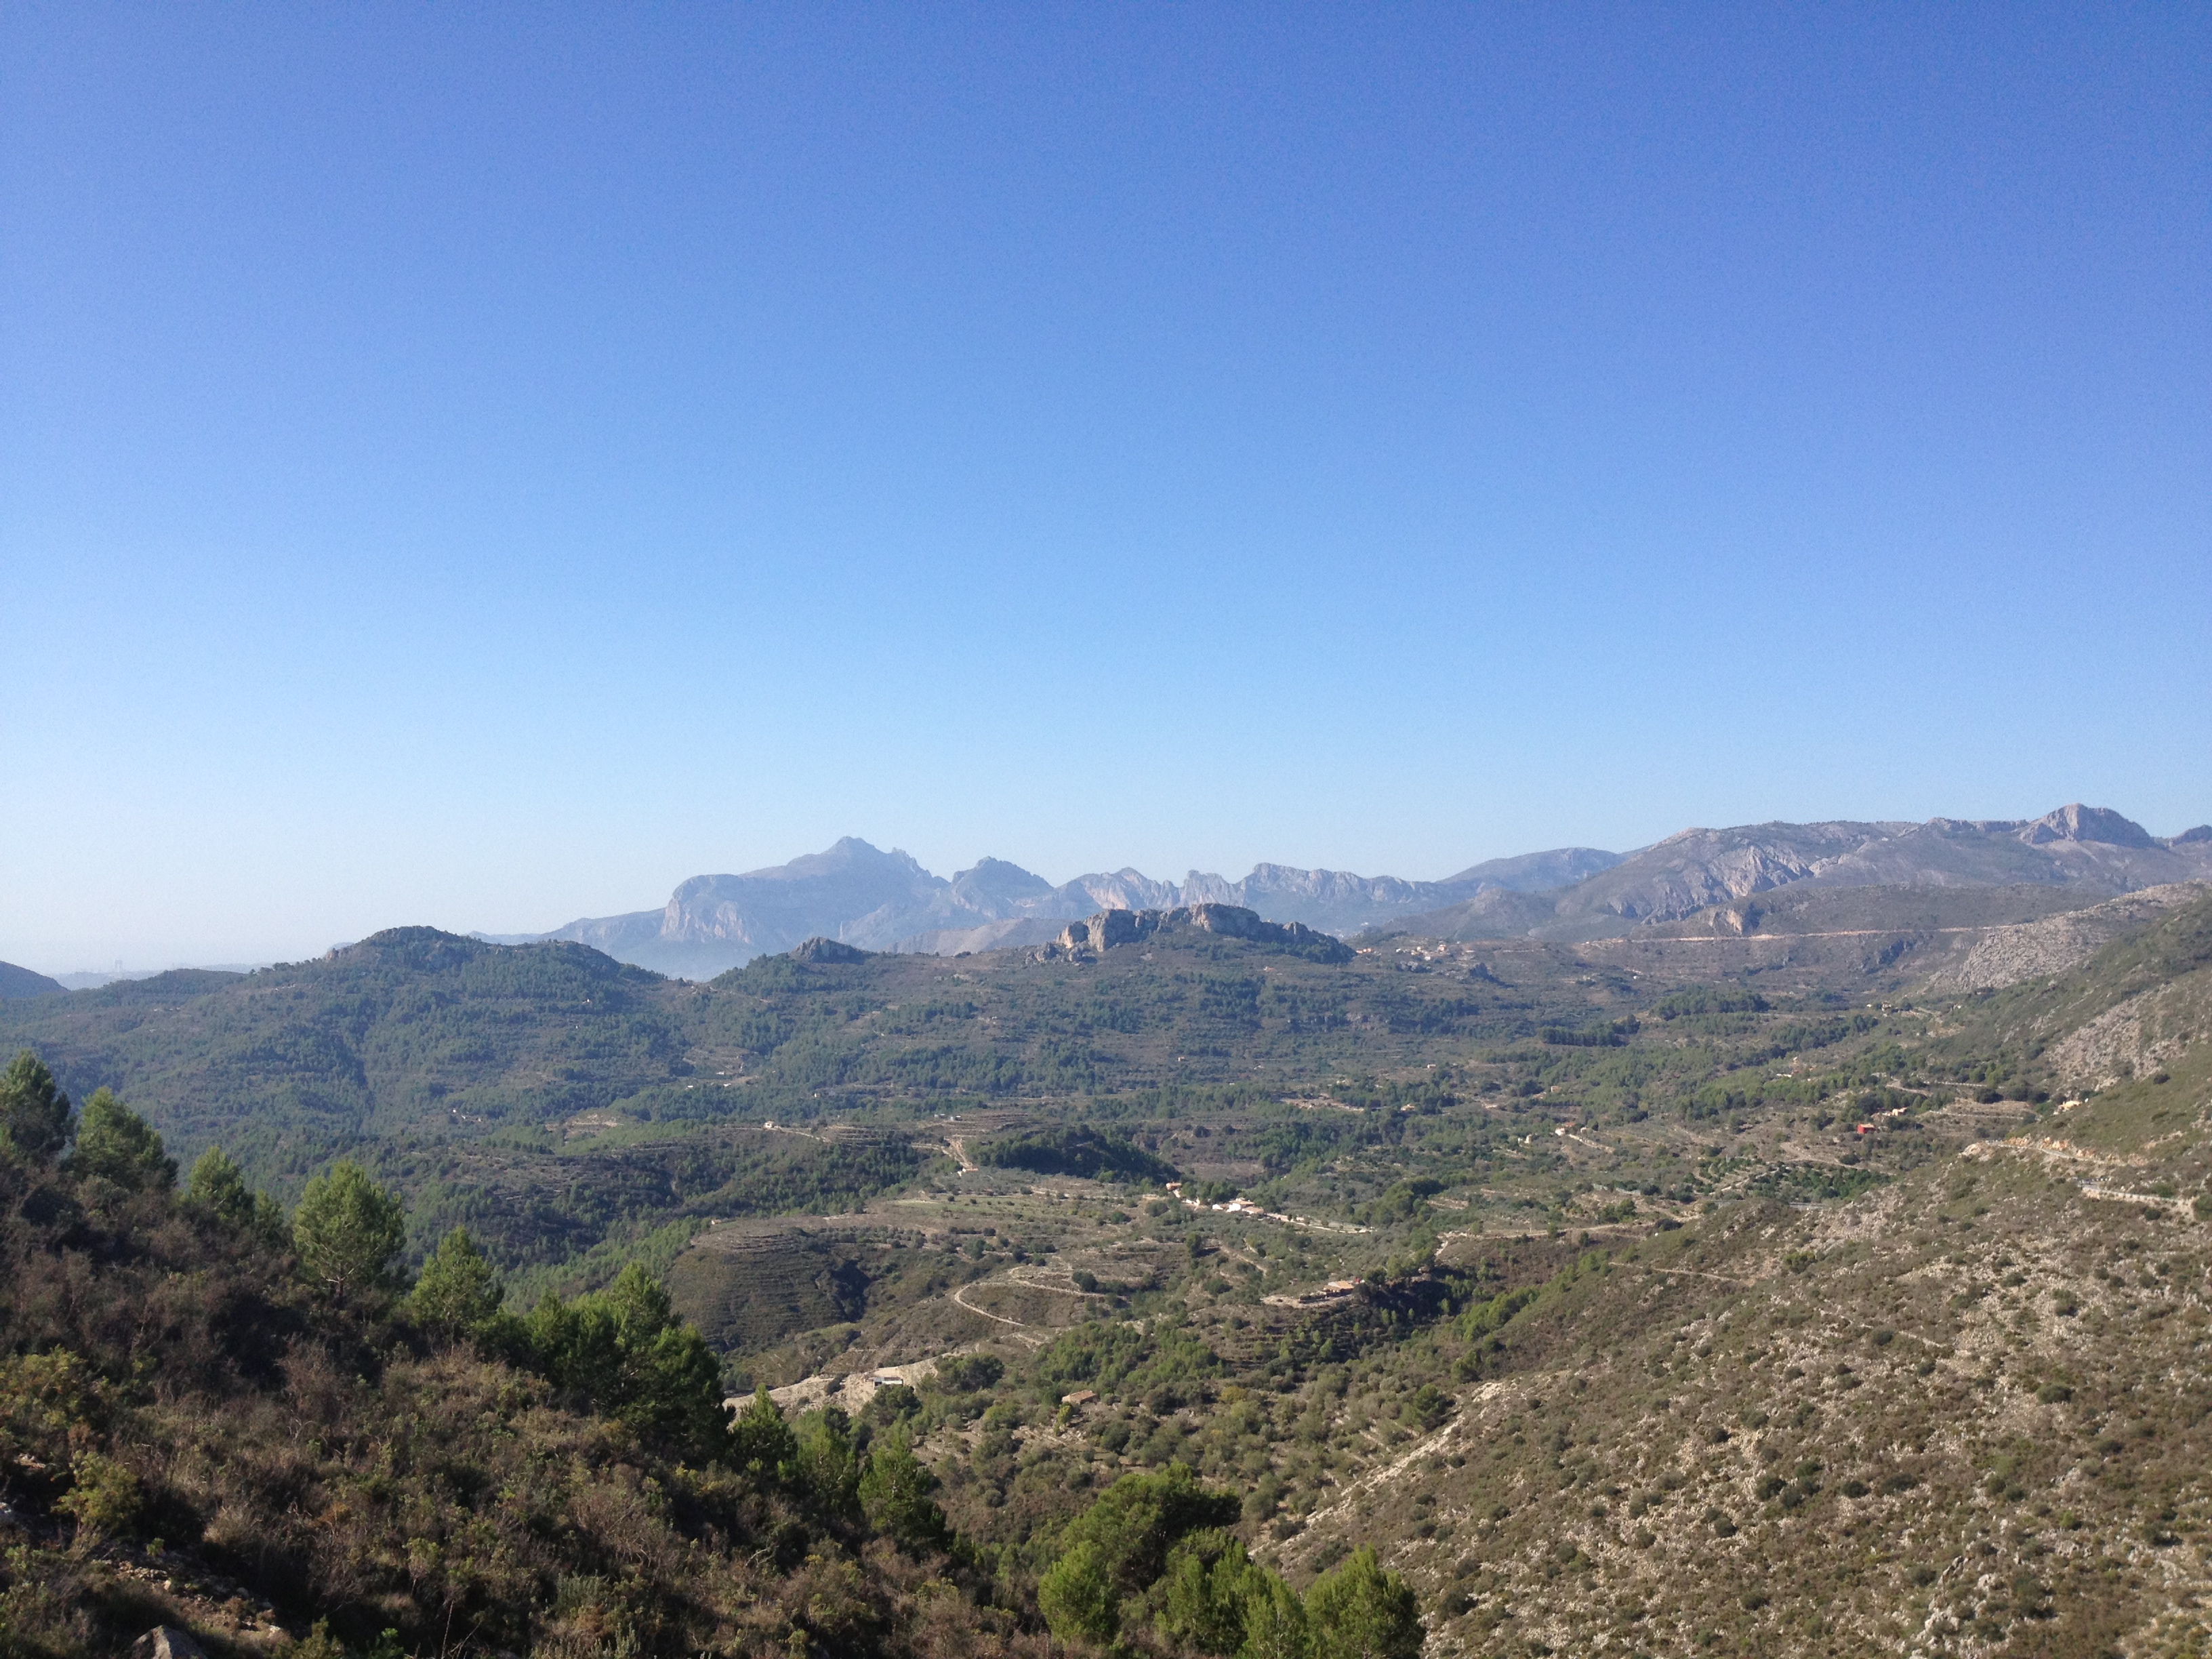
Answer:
top-left (0, 897), bottom-right (2045, 1288)
top-left (8, 886), bottom-right (2212, 1656)
top-left (612, 893), bottom-right (2212, 1659)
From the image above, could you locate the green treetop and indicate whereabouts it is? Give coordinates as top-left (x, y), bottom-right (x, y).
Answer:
top-left (184, 1145), bottom-right (289, 1245)
top-left (857, 1422), bottom-right (951, 1552)
top-left (0, 1050), bottom-right (73, 1162)
top-left (1305, 1547), bottom-right (1423, 1659)
top-left (527, 1263), bottom-right (731, 1464)
top-left (731, 1387), bottom-right (796, 1479)
top-left (68, 1088), bottom-right (176, 1191)
top-left (409, 1227), bottom-right (507, 1338)
top-left (292, 1160), bottom-right (408, 1307)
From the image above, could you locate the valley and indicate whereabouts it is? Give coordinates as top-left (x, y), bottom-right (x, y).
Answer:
top-left (3, 813), bottom-right (2211, 1658)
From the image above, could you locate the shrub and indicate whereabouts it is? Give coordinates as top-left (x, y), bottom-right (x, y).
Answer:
top-left (933, 1353), bottom-right (1004, 1394)
top-left (56, 1449), bottom-right (140, 1544)
top-left (977, 1127), bottom-right (1179, 1183)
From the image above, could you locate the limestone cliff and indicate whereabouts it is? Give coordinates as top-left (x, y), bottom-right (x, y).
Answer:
top-left (1047, 904), bottom-right (1353, 964)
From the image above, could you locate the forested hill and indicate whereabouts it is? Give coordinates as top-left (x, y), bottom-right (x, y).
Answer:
top-left (0, 928), bottom-right (689, 1164)
top-left (0, 901), bottom-right (1943, 1293)
top-left (0, 960), bottom-right (66, 999)
top-left (8, 889), bottom-right (2212, 1654)
top-left (0, 912), bottom-right (1610, 1177)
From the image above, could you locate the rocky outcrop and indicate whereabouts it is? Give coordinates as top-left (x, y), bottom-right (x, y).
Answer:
top-left (1925, 883), bottom-right (2212, 992)
top-left (2015, 803), bottom-right (2158, 848)
top-left (789, 937), bottom-right (871, 964)
top-left (1555, 806), bottom-right (2211, 928)
top-left (1374, 806), bottom-right (2212, 944)
top-left (129, 1629), bottom-right (207, 1659)
top-left (1048, 905), bottom-right (1353, 964)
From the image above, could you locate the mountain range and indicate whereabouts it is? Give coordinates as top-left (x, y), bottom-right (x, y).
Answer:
top-left (508, 838), bottom-right (1622, 976)
top-left (498, 803), bottom-right (2211, 978)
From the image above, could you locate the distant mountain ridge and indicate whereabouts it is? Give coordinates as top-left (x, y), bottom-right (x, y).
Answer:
top-left (1389, 804), bottom-right (2212, 943)
top-left (520, 838), bottom-right (1622, 977)
top-left (503, 805), bottom-right (2211, 977)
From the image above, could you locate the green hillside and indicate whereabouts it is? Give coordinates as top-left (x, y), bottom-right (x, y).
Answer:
top-left (2, 914), bottom-right (1954, 1282)
top-left (7, 892), bottom-right (2212, 1656)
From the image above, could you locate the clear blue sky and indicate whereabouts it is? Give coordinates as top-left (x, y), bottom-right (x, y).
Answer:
top-left (5, 3), bottom-right (2207, 968)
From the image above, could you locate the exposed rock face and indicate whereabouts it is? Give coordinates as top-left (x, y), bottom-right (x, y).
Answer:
top-left (514, 807), bottom-right (2208, 975)
top-left (1390, 806), bottom-right (2212, 943)
top-left (2046, 977), bottom-right (2210, 1090)
top-left (1048, 905), bottom-right (1353, 964)
top-left (1555, 806), bottom-right (2207, 928)
top-left (529, 839), bottom-right (1614, 975)
top-left (2015, 802), bottom-right (2159, 848)
top-left (789, 937), bottom-right (870, 964)
top-left (1926, 883), bottom-right (2212, 992)
top-left (1710, 901), bottom-right (1764, 935)
top-left (129, 1629), bottom-right (207, 1659)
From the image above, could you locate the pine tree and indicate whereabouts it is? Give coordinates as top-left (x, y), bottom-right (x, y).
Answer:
top-left (186, 1145), bottom-right (289, 1245)
top-left (1038, 1539), bottom-right (1120, 1643)
top-left (527, 1264), bottom-right (731, 1463)
top-left (68, 1088), bottom-right (176, 1190)
top-left (291, 1160), bottom-right (408, 1307)
top-left (1305, 1548), bottom-right (1422, 1659)
top-left (0, 1049), bottom-right (73, 1162)
top-left (409, 1227), bottom-right (506, 1338)
top-left (731, 1387), bottom-right (796, 1479)
top-left (857, 1423), bottom-right (951, 1550)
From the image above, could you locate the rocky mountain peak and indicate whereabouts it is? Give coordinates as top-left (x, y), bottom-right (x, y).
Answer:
top-left (949, 857), bottom-right (1057, 907)
top-left (2018, 803), bottom-right (2157, 848)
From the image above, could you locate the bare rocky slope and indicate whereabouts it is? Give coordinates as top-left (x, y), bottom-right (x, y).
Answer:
top-left (498, 807), bottom-right (2208, 977)
top-left (1389, 805), bottom-right (2212, 945)
top-left (519, 837), bottom-right (1620, 976)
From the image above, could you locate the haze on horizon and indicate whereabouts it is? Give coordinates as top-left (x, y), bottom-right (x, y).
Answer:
top-left (5, 5), bottom-right (2207, 971)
